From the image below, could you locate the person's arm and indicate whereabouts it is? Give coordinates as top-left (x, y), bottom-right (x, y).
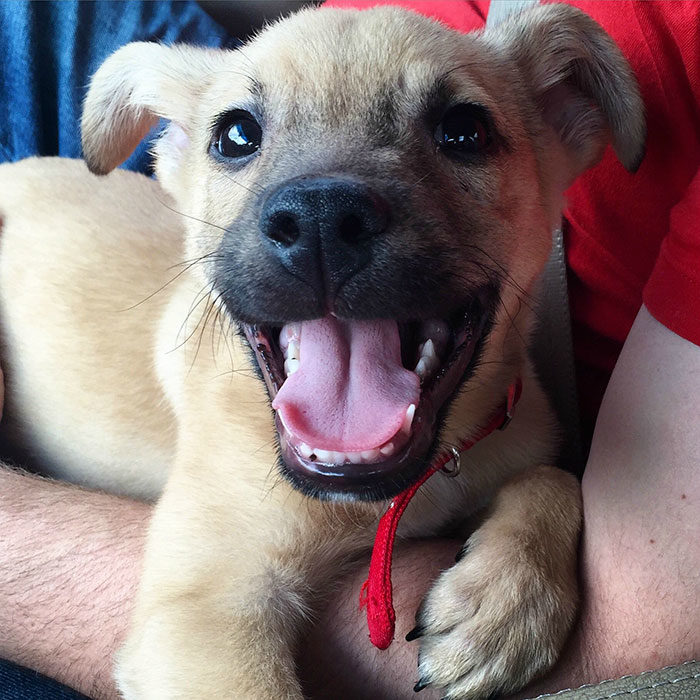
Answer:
top-left (0, 467), bottom-right (150, 700)
top-left (300, 306), bottom-right (700, 698)
top-left (526, 305), bottom-right (700, 692)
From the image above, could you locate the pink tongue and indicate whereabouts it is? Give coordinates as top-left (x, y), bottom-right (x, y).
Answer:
top-left (272, 316), bottom-right (420, 452)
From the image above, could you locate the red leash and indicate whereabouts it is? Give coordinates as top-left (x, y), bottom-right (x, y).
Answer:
top-left (359, 379), bottom-right (522, 649)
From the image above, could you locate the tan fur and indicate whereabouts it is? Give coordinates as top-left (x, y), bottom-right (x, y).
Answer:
top-left (0, 5), bottom-right (644, 699)
top-left (0, 159), bottom-right (178, 498)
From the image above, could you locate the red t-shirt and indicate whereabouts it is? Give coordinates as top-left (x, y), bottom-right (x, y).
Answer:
top-left (326, 0), bottom-right (700, 424)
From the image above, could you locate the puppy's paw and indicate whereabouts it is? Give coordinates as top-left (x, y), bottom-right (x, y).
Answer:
top-left (409, 530), bottom-right (577, 699)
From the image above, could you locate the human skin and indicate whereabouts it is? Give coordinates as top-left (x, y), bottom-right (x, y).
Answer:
top-left (0, 307), bottom-right (698, 699)
top-left (0, 468), bottom-right (150, 700)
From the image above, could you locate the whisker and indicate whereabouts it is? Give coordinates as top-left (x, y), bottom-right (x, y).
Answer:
top-left (411, 172), bottom-right (431, 188)
top-left (497, 295), bottom-right (528, 349)
top-left (189, 298), bottom-right (217, 373)
top-left (463, 244), bottom-right (537, 305)
top-left (118, 251), bottom-right (222, 312)
top-left (212, 303), bottom-right (238, 378)
top-left (218, 170), bottom-right (265, 196)
top-left (168, 283), bottom-right (216, 354)
top-left (166, 250), bottom-right (223, 272)
top-left (155, 197), bottom-right (230, 234)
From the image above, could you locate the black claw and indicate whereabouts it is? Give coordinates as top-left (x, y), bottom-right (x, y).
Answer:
top-left (413, 678), bottom-right (429, 692)
top-left (405, 625), bottom-right (424, 642)
top-left (455, 538), bottom-right (475, 563)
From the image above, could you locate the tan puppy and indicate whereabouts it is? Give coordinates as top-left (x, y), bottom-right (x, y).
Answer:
top-left (0, 5), bottom-right (644, 699)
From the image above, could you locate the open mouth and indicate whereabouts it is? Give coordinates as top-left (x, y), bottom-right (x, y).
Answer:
top-left (243, 288), bottom-right (495, 501)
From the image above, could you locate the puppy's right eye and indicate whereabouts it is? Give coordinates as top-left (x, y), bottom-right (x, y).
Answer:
top-left (215, 111), bottom-right (262, 158)
top-left (435, 104), bottom-right (491, 157)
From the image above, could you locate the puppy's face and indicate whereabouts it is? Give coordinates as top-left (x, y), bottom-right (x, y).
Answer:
top-left (82, 5), bottom-right (644, 500)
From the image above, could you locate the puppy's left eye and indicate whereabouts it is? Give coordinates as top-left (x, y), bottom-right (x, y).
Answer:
top-left (215, 111), bottom-right (262, 158)
top-left (435, 104), bottom-right (490, 155)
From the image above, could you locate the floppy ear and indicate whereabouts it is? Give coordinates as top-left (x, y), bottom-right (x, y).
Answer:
top-left (489, 4), bottom-right (646, 178)
top-left (81, 42), bottom-right (223, 175)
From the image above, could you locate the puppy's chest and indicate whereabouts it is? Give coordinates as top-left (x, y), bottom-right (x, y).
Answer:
top-left (394, 430), bottom-right (541, 539)
top-left (392, 474), bottom-right (488, 540)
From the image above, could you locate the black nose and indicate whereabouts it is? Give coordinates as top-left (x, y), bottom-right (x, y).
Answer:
top-left (260, 177), bottom-right (389, 298)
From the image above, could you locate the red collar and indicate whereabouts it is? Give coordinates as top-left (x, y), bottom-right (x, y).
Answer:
top-left (359, 378), bottom-right (523, 649)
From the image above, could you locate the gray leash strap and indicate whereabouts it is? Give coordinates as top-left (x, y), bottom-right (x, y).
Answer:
top-left (531, 230), bottom-right (583, 472)
top-left (485, 0), bottom-right (538, 26)
top-left (486, 0), bottom-right (584, 472)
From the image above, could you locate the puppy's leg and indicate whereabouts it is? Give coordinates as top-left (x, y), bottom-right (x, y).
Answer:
top-left (413, 466), bottom-right (581, 699)
top-left (115, 446), bottom-right (372, 700)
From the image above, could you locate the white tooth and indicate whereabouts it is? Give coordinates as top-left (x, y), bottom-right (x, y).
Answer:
top-left (420, 320), bottom-right (450, 344)
top-left (287, 339), bottom-right (300, 360)
top-left (380, 442), bottom-right (395, 456)
top-left (279, 329), bottom-right (290, 350)
top-left (315, 449), bottom-right (333, 463)
top-left (423, 338), bottom-right (437, 361)
top-left (284, 358), bottom-right (300, 375)
top-left (280, 323), bottom-right (301, 350)
top-left (418, 342), bottom-right (425, 356)
top-left (299, 443), bottom-right (313, 459)
top-left (415, 357), bottom-right (429, 377)
top-left (361, 449), bottom-right (380, 462)
top-left (402, 404), bottom-right (416, 434)
top-left (348, 451), bottom-right (364, 464)
top-left (423, 354), bottom-right (438, 374)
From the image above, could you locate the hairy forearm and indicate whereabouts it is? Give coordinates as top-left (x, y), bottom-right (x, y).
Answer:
top-left (520, 308), bottom-right (700, 695)
top-left (0, 466), bottom-right (150, 699)
top-left (300, 539), bottom-right (461, 700)
top-left (572, 308), bottom-right (698, 664)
